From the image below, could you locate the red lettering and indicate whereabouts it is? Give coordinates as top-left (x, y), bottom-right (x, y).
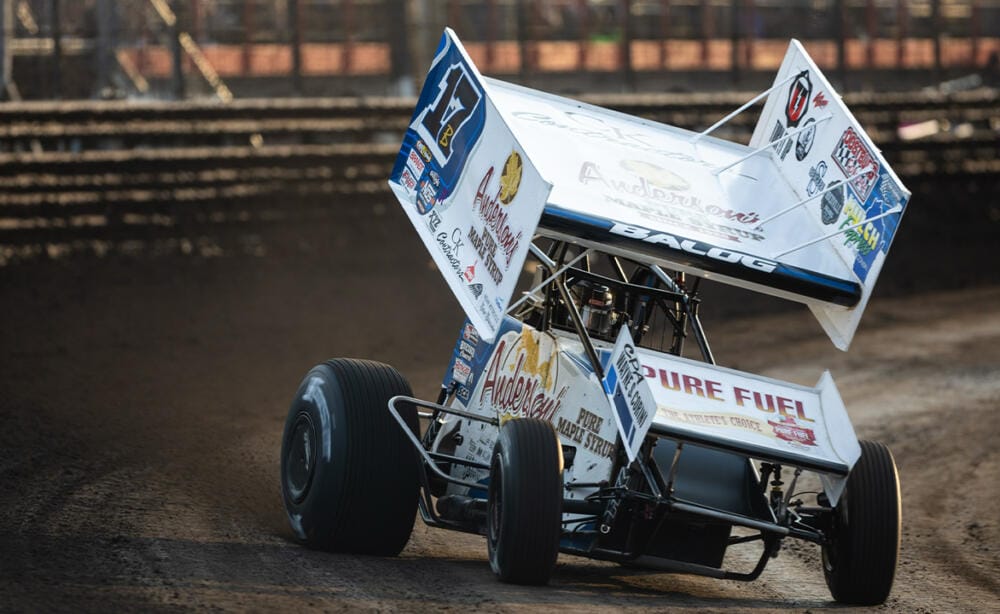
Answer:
top-left (480, 339), bottom-right (567, 422)
top-left (754, 392), bottom-right (777, 413)
top-left (795, 399), bottom-right (814, 423)
top-left (475, 167), bottom-right (522, 266)
top-left (682, 374), bottom-right (705, 397)
top-left (734, 387), bottom-right (753, 407)
top-left (659, 369), bottom-right (681, 391)
top-left (705, 380), bottom-right (724, 401)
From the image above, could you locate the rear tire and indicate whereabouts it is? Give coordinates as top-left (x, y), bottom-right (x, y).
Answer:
top-left (487, 418), bottom-right (564, 585)
top-left (280, 358), bottom-right (418, 555)
top-left (822, 440), bottom-right (901, 605)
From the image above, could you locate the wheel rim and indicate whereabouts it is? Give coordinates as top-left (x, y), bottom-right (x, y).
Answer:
top-left (285, 412), bottom-right (317, 504)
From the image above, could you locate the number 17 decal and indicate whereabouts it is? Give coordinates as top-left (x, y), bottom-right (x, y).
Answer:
top-left (414, 63), bottom-right (483, 165)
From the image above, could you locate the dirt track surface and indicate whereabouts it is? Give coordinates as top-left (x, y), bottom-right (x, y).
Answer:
top-left (1, 225), bottom-right (998, 612)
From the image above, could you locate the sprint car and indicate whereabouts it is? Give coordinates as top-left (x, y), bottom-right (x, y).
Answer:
top-left (280, 30), bottom-right (908, 605)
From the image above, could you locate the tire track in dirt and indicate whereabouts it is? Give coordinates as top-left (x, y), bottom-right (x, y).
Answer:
top-left (1, 250), bottom-right (998, 611)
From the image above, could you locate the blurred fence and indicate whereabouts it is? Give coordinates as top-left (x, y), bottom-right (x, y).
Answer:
top-left (2, 0), bottom-right (1000, 100)
top-left (0, 90), bottom-right (995, 259)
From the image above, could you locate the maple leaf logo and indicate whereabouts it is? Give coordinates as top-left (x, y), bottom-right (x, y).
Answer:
top-left (498, 151), bottom-right (522, 205)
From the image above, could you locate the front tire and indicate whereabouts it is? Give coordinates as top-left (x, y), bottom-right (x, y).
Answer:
top-left (822, 440), bottom-right (901, 605)
top-left (487, 418), bottom-right (564, 585)
top-left (280, 358), bottom-right (418, 555)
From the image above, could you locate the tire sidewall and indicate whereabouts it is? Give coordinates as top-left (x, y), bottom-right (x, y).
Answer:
top-left (822, 440), bottom-right (900, 605)
top-left (280, 363), bottom-right (347, 546)
top-left (487, 443), bottom-right (510, 575)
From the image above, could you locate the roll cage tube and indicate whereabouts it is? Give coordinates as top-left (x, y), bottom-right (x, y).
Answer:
top-left (520, 239), bottom-right (715, 366)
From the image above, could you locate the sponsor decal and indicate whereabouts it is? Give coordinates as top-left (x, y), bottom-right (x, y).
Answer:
top-left (435, 228), bottom-right (465, 277)
top-left (555, 407), bottom-right (615, 459)
top-left (785, 70), bottom-right (812, 128)
top-left (468, 223), bottom-right (504, 285)
top-left (795, 118), bottom-right (817, 161)
top-left (820, 180), bottom-right (844, 225)
top-left (415, 62), bottom-right (484, 165)
top-left (603, 194), bottom-right (765, 244)
top-left (644, 363), bottom-right (818, 444)
top-left (644, 365), bottom-right (815, 424)
top-left (406, 148), bottom-right (426, 177)
top-left (453, 359), bottom-right (472, 385)
top-left (416, 193), bottom-right (433, 215)
top-left (832, 127), bottom-right (880, 201)
top-left (579, 161), bottom-right (760, 227)
top-left (463, 261), bottom-right (477, 282)
top-left (511, 110), bottom-right (719, 171)
top-left (498, 151), bottom-right (522, 204)
top-left (658, 406), bottom-right (767, 436)
top-left (419, 178), bottom-right (437, 204)
top-left (416, 179), bottom-right (438, 214)
top-left (769, 120), bottom-right (792, 161)
top-left (879, 180), bottom-right (903, 209)
top-left (479, 333), bottom-right (568, 422)
top-left (840, 195), bottom-right (879, 257)
top-left (459, 340), bottom-right (476, 361)
top-left (619, 159), bottom-right (691, 191)
top-left (474, 166), bottom-right (522, 267)
top-left (427, 210), bottom-right (443, 233)
top-left (813, 91), bottom-right (829, 109)
top-left (731, 386), bottom-right (814, 422)
top-left (768, 416), bottom-right (818, 446)
top-left (400, 168), bottom-right (417, 194)
top-left (415, 139), bottom-right (433, 162)
top-left (602, 327), bottom-right (655, 462)
top-left (609, 222), bottom-right (778, 273)
top-left (806, 161), bottom-right (827, 196)
top-left (462, 322), bottom-right (480, 344)
top-left (468, 282), bottom-right (484, 298)
top-left (456, 385), bottom-right (471, 402)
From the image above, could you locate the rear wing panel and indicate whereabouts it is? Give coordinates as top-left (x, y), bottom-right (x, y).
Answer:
top-left (388, 30), bottom-right (552, 342)
top-left (749, 40), bottom-right (911, 348)
top-left (389, 31), bottom-right (910, 351)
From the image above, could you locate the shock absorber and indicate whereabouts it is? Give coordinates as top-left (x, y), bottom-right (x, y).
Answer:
top-left (770, 465), bottom-right (785, 521)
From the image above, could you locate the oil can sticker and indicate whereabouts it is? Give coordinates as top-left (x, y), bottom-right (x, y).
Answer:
top-left (820, 180), bottom-right (844, 225)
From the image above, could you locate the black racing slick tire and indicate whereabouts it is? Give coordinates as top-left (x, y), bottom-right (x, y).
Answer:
top-left (280, 358), bottom-right (418, 555)
top-left (822, 440), bottom-right (901, 605)
top-left (487, 418), bottom-right (564, 585)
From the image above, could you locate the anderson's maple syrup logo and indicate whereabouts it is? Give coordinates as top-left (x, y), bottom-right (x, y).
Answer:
top-left (498, 151), bottom-right (522, 205)
top-left (480, 330), bottom-right (567, 423)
